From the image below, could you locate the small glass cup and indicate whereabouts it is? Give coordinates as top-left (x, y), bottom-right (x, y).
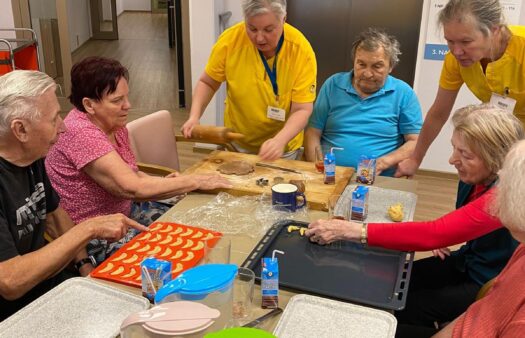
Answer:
top-left (199, 237), bottom-right (231, 265)
top-left (232, 267), bottom-right (255, 320)
top-left (327, 194), bottom-right (346, 220)
top-left (314, 145), bottom-right (327, 173)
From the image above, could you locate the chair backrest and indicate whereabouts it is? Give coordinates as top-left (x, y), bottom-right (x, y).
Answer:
top-left (126, 110), bottom-right (180, 172)
top-left (475, 277), bottom-right (496, 300)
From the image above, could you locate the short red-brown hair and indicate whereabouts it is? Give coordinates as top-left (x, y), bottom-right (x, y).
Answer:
top-left (69, 56), bottom-right (129, 112)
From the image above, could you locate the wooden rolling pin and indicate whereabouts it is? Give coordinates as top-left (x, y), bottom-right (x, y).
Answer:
top-left (187, 125), bottom-right (244, 144)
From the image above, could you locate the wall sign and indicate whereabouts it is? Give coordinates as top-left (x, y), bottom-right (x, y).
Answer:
top-left (424, 0), bottom-right (522, 61)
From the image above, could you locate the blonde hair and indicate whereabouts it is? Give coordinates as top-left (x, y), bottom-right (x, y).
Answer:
top-left (452, 103), bottom-right (524, 175)
top-left (496, 140), bottom-right (525, 233)
top-left (0, 70), bottom-right (56, 137)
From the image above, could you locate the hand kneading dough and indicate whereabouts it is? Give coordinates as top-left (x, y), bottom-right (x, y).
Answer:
top-left (217, 160), bottom-right (255, 175)
top-left (388, 203), bottom-right (404, 222)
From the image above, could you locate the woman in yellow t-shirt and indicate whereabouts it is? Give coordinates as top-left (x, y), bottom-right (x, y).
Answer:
top-left (181, 0), bottom-right (317, 160)
top-left (397, 0), bottom-right (525, 177)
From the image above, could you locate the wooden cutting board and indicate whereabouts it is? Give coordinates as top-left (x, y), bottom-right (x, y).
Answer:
top-left (183, 151), bottom-right (354, 211)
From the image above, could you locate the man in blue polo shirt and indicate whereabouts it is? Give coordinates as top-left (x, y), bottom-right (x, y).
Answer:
top-left (305, 28), bottom-right (422, 176)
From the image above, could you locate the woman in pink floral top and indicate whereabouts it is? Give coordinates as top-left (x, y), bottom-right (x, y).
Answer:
top-left (46, 57), bottom-right (231, 263)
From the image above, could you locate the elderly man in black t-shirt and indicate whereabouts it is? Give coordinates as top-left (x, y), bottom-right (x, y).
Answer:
top-left (0, 70), bottom-right (148, 321)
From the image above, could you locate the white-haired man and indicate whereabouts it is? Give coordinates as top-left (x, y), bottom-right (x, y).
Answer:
top-left (0, 70), bottom-right (147, 321)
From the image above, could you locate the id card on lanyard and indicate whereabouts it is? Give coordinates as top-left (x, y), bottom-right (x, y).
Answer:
top-left (260, 34), bottom-right (286, 122)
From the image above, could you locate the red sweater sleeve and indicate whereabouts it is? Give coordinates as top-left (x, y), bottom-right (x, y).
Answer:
top-left (367, 188), bottom-right (502, 251)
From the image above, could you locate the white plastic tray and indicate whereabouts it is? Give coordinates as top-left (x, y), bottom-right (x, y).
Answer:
top-left (0, 277), bottom-right (150, 338)
top-left (336, 184), bottom-right (417, 222)
top-left (274, 294), bottom-right (397, 338)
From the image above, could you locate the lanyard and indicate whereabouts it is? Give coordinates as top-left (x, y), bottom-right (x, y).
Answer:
top-left (259, 34), bottom-right (284, 100)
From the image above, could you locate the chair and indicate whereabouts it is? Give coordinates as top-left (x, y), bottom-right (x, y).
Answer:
top-left (127, 110), bottom-right (236, 176)
top-left (127, 110), bottom-right (180, 176)
top-left (476, 277), bottom-right (496, 300)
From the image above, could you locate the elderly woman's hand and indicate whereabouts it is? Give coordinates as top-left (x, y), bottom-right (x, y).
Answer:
top-left (189, 174), bottom-right (233, 191)
top-left (305, 219), bottom-right (360, 245)
top-left (432, 248), bottom-right (451, 260)
top-left (165, 171), bottom-right (180, 178)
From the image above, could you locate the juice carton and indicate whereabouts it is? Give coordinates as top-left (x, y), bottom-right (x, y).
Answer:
top-left (349, 185), bottom-right (369, 222)
top-left (261, 250), bottom-right (284, 309)
top-left (141, 257), bottom-right (172, 302)
top-left (356, 155), bottom-right (377, 185)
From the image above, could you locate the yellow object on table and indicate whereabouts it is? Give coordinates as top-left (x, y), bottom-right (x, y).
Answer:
top-left (388, 203), bottom-right (404, 222)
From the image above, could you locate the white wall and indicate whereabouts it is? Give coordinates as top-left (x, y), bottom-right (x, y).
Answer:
top-left (0, 0), bottom-right (16, 38)
top-left (189, 1), bottom-right (220, 126)
top-left (188, 0), bottom-right (242, 126)
top-left (116, 0), bottom-right (124, 16)
top-left (413, 0), bottom-right (525, 173)
top-left (224, 0), bottom-right (243, 24)
top-left (124, 0), bottom-right (151, 11)
top-left (67, 0), bottom-right (91, 51)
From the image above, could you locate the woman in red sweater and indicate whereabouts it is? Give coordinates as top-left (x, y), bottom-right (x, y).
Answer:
top-left (435, 140), bottom-right (525, 337)
top-left (306, 103), bottom-right (524, 331)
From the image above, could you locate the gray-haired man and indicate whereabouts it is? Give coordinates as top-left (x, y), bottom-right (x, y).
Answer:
top-left (305, 28), bottom-right (423, 176)
top-left (0, 70), bottom-right (148, 320)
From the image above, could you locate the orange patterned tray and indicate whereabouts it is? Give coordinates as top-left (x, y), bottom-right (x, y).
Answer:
top-left (90, 222), bottom-right (222, 288)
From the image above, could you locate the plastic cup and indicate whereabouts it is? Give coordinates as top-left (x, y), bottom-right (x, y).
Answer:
top-left (232, 267), bottom-right (255, 320)
top-left (314, 145), bottom-right (329, 173)
top-left (200, 237), bottom-right (231, 265)
top-left (327, 194), bottom-right (346, 220)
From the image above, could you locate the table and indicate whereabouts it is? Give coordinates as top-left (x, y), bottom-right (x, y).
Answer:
top-left (158, 175), bottom-right (417, 331)
top-left (95, 175), bottom-right (417, 333)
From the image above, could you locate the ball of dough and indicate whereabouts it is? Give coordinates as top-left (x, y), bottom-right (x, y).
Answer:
top-left (388, 203), bottom-right (404, 222)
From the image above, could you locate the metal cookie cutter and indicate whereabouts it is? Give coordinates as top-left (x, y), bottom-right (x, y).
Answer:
top-left (256, 177), bottom-right (269, 186)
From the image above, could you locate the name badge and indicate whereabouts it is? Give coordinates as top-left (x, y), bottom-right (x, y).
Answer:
top-left (490, 93), bottom-right (517, 113)
top-left (267, 106), bottom-right (286, 121)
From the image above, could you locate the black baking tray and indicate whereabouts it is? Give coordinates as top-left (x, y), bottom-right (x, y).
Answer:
top-left (242, 220), bottom-right (413, 311)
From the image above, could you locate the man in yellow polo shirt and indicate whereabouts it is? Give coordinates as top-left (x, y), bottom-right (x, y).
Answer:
top-left (181, 0), bottom-right (316, 160)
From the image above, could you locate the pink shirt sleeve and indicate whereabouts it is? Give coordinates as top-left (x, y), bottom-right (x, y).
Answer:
top-left (367, 189), bottom-right (502, 251)
top-left (58, 120), bottom-right (115, 170)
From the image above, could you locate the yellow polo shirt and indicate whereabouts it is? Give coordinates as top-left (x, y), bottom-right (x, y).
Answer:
top-left (440, 26), bottom-right (525, 124)
top-left (205, 22), bottom-right (317, 153)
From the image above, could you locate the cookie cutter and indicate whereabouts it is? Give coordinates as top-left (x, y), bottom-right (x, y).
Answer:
top-left (256, 178), bottom-right (269, 186)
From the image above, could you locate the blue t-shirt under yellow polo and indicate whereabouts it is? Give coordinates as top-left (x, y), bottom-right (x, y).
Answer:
top-left (206, 22), bottom-right (317, 153)
top-left (440, 25), bottom-right (525, 124)
top-left (308, 71), bottom-right (422, 176)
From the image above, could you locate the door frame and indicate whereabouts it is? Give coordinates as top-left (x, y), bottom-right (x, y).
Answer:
top-left (181, 0), bottom-right (192, 108)
top-left (10, 0), bottom-right (73, 106)
top-left (89, 0), bottom-right (119, 40)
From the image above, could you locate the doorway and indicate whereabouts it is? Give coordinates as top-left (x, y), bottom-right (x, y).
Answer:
top-left (90, 0), bottom-right (119, 40)
top-left (151, 0), bottom-right (168, 14)
top-left (11, 0), bottom-right (72, 107)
